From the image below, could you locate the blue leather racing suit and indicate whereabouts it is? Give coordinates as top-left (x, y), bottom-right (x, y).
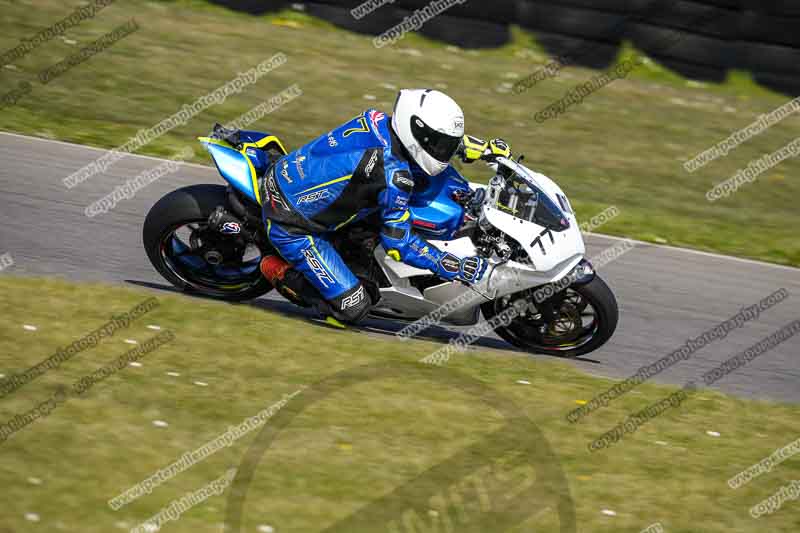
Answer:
top-left (261, 109), bottom-right (469, 323)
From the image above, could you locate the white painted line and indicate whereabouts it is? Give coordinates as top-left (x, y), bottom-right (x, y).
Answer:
top-left (124, 339), bottom-right (138, 345)
top-left (129, 362), bottom-right (142, 367)
top-left (147, 325), bottom-right (161, 330)
top-left (257, 526), bottom-right (275, 533)
top-left (516, 379), bottom-right (531, 385)
top-left (707, 430), bottom-right (721, 437)
top-left (601, 509), bottom-right (617, 516)
top-left (23, 324), bottom-right (37, 331)
top-left (0, 131), bottom-right (213, 171)
top-left (166, 371), bottom-right (180, 377)
top-left (585, 231), bottom-right (799, 272)
top-left (152, 420), bottom-right (168, 427)
top-left (194, 381), bottom-right (208, 387)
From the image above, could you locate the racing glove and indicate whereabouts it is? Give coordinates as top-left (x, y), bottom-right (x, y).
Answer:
top-left (460, 255), bottom-right (488, 283)
top-left (460, 135), bottom-right (489, 163)
top-left (459, 136), bottom-right (512, 163)
top-left (438, 253), bottom-right (489, 284)
top-left (487, 138), bottom-right (511, 159)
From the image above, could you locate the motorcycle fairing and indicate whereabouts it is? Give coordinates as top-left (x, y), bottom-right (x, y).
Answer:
top-left (369, 158), bottom-right (586, 324)
top-left (198, 131), bottom-right (288, 205)
top-left (486, 157), bottom-right (585, 273)
top-left (408, 166), bottom-right (470, 239)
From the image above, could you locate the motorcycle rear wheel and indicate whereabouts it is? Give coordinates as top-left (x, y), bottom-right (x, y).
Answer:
top-left (142, 184), bottom-right (273, 301)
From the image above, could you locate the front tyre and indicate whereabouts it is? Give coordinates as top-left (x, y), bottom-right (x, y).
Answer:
top-left (143, 184), bottom-right (273, 301)
top-left (482, 275), bottom-right (618, 357)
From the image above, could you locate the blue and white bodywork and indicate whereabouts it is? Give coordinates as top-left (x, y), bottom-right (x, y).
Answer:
top-left (198, 130), bottom-right (287, 205)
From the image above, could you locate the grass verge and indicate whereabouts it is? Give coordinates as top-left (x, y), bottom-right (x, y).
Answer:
top-left (0, 276), bottom-right (799, 532)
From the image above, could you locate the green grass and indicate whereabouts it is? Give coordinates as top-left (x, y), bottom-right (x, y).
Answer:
top-left (1, 277), bottom-right (800, 532)
top-left (0, 0), bottom-right (799, 266)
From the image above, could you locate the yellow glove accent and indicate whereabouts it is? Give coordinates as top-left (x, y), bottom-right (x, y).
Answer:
top-left (387, 249), bottom-right (401, 261)
top-left (462, 135), bottom-right (488, 162)
top-left (489, 138), bottom-right (511, 158)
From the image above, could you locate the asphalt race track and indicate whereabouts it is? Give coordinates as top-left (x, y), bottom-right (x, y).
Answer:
top-left (1, 131), bottom-right (798, 403)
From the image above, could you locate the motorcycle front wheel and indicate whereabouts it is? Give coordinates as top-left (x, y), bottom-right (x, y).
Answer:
top-left (481, 275), bottom-right (618, 358)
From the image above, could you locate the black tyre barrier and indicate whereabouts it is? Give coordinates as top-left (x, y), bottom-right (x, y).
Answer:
top-left (649, 55), bottom-right (729, 82)
top-left (740, 11), bottom-right (800, 48)
top-left (541, 0), bottom-right (632, 14)
top-left (518, 2), bottom-right (628, 44)
top-left (628, 23), bottom-right (738, 70)
top-left (303, 3), bottom-right (400, 35)
top-left (743, 41), bottom-right (800, 76)
top-left (304, 3), bottom-right (513, 48)
top-left (207, 0), bottom-right (289, 15)
top-left (681, 0), bottom-right (740, 9)
top-left (314, 0), bottom-right (517, 25)
top-left (741, 0), bottom-right (800, 17)
top-left (526, 30), bottom-right (622, 69)
top-left (418, 15), bottom-right (512, 49)
top-left (752, 71), bottom-right (800, 97)
top-left (395, 0), bottom-right (519, 24)
top-left (307, 0), bottom-right (359, 5)
top-left (626, 0), bottom-right (738, 39)
top-left (206, 0), bottom-right (800, 95)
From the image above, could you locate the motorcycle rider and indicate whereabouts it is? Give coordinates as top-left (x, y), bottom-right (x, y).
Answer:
top-left (256, 89), bottom-right (511, 326)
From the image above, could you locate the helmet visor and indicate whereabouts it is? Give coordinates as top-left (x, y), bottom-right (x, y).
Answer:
top-left (410, 115), bottom-right (462, 163)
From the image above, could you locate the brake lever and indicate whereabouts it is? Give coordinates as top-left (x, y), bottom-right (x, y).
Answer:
top-left (461, 280), bottom-right (494, 302)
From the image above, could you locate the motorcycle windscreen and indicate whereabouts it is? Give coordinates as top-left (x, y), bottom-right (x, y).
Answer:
top-left (497, 179), bottom-right (570, 232)
top-left (201, 139), bottom-right (261, 204)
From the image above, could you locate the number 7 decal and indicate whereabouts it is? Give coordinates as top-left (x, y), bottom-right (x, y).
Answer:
top-left (343, 117), bottom-right (370, 137)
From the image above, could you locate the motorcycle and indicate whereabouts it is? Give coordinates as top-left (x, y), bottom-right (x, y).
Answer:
top-left (143, 124), bottom-right (618, 357)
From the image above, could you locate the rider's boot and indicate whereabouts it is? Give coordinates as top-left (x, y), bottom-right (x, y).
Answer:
top-left (260, 255), bottom-right (304, 305)
top-left (260, 255), bottom-right (348, 328)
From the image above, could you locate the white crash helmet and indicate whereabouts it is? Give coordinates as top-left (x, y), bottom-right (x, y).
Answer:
top-left (391, 89), bottom-right (465, 176)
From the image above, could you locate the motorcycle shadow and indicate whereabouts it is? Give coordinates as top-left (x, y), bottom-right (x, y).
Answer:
top-left (124, 280), bottom-right (600, 363)
top-left (248, 295), bottom-right (602, 363)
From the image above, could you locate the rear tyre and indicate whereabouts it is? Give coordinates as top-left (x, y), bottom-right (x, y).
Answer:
top-left (482, 275), bottom-right (618, 358)
top-left (143, 184), bottom-right (273, 302)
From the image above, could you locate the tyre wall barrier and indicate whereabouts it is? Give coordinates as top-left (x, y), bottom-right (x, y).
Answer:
top-left (207, 0), bottom-right (800, 95)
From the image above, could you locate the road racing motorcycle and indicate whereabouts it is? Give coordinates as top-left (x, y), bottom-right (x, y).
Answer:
top-left (143, 125), bottom-right (618, 357)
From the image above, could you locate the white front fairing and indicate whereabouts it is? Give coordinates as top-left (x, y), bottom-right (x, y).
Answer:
top-left (371, 158), bottom-right (586, 326)
top-left (484, 157), bottom-right (585, 272)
